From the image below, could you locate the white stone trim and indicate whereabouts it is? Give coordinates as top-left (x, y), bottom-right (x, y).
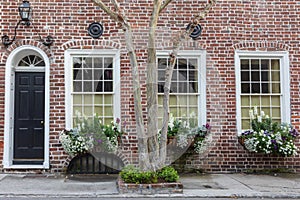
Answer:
top-left (3, 45), bottom-right (50, 169)
top-left (235, 50), bottom-right (291, 134)
top-left (64, 49), bottom-right (121, 129)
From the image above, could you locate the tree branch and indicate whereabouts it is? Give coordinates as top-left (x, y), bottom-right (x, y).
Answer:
top-left (194, 0), bottom-right (216, 22)
top-left (159, 0), bottom-right (173, 13)
top-left (92, 0), bottom-right (124, 23)
top-left (111, 0), bottom-right (121, 12)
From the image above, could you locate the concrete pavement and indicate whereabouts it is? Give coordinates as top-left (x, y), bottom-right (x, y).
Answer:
top-left (0, 172), bottom-right (300, 198)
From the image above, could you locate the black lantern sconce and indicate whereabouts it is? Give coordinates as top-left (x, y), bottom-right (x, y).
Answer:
top-left (2, 1), bottom-right (54, 47)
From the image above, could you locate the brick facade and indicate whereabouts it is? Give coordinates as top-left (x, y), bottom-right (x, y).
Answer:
top-left (0, 0), bottom-right (300, 173)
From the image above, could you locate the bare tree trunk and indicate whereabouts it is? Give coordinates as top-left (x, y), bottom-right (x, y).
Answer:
top-left (92, 0), bottom-right (150, 170)
top-left (146, 0), bottom-right (163, 171)
top-left (92, 0), bottom-right (217, 171)
top-left (124, 26), bottom-right (150, 170)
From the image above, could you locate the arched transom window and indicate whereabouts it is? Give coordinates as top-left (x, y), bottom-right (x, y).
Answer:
top-left (18, 55), bottom-right (45, 67)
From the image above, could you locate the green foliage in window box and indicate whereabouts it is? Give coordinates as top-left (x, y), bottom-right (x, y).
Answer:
top-left (239, 107), bottom-right (298, 157)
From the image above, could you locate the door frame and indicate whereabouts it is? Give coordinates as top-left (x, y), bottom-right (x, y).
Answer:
top-left (3, 45), bottom-right (50, 169)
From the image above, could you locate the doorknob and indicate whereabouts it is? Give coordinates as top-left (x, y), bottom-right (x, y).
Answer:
top-left (41, 120), bottom-right (44, 125)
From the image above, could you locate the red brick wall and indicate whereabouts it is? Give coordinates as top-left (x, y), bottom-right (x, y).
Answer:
top-left (0, 0), bottom-right (300, 173)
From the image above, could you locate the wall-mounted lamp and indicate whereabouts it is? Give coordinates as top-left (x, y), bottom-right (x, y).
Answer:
top-left (2, 1), bottom-right (54, 47)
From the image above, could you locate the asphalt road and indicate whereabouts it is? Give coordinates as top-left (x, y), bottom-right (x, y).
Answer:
top-left (0, 198), bottom-right (294, 200)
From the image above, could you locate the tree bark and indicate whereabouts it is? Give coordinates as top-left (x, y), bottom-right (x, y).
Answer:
top-left (146, 0), bottom-right (163, 171)
top-left (92, 0), bottom-right (217, 171)
top-left (92, 0), bottom-right (150, 170)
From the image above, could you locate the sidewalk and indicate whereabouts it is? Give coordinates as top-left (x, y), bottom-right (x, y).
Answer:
top-left (0, 172), bottom-right (300, 198)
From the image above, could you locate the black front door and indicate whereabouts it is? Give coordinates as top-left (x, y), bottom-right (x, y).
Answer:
top-left (13, 72), bottom-right (45, 165)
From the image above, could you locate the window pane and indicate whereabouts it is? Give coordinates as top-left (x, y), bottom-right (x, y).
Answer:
top-left (83, 70), bottom-right (93, 80)
top-left (95, 106), bottom-right (103, 115)
top-left (251, 71), bottom-right (259, 81)
top-left (241, 96), bottom-right (249, 106)
top-left (104, 106), bottom-right (113, 114)
top-left (251, 60), bottom-right (259, 69)
top-left (188, 82), bottom-right (198, 93)
top-left (104, 58), bottom-right (113, 69)
top-left (272, 108), bottom-right (281, 118)
top-left (251, 83), bottom-right (260, 93)
top-left (241, 59), bottom-right (249, 69)
top-left (239, 57), bottom-right (283, 130)
top-left (189, 95), bottom-right (197, 105)
top-left (261, 59), bottom-right (269, 70)
top-left (94, 57), bottom-right (103, 68)
top-left (271, 59), bottom-right (280, 70)
top-left (271, 96), bottom-right (280, 106)
top-left (104, 95), bottom-right (113, 104)
top-left (73, 95), bottom-right (82, 104)
top-left (104, 81), bottom-right (113, 92)
top-left (158, 58), bottom-right (167, 70)
top-left (261, 96), bottom-right (270, 106)
top-left (73, 82), bottom-right (82, 92)
top-left (261, 83), bottom-right (269, 93)
top-left (170, 95), bottom-right (177, 105)
top-left (83, 81), bottom-right (93, 92)
top-left (104, 70), bottom-right (113, 80)
top-left (261, 71), bottom-right (268, 81)
top-left (83, 106), bottom-right (93, 116)
top-left (84, 95), bottom-right (93, 104)
top-left (272, 83), bottom-right (280, 93)
top-left (242, 119), bottom-right (250, 130)
top-left (178, 96), bottom-right (187, 105)
top-left (188, 59), bottom-right (197, 70)
top-left (158, 82), bottom-right (164, 93)
top-left (94, 81), bottom-right (103, 92)
top-left (94, 69), bottom-right (103, 80)
top-left (178, 59), bottom-right (187, 69)
top-left (157, 55), bottom-right (200, 125)
top-left (241, 83), bottom-right (250, 93)
top-left (72, 55), bottom-right (115, 126)
top-left (271, 71), bottom-right (280, 81)
top-left (84, 58), bottom-right (93, 68)
top-left (241, 71), bottom-right (249, 81)
top-left (73, 106), bottom-right (82, 116)
top-left (94, 95), bottom-right (103, 104)
top-left (251, 96), bottom-right (260, 105)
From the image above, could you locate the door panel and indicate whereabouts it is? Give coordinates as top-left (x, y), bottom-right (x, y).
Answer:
top-left (14, 72), bottom-right (45, 164)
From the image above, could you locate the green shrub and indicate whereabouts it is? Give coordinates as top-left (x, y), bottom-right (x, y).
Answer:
top-left (120, 165), bottom-right (157, 184)
top-left (120, 165), bottom-right (179, 184)
top-left (158, 166), bottom-right (179, 182)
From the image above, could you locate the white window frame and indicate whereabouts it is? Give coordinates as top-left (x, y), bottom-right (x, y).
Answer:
top-left (64, 49), bottom-right (121, 129)
top-left (157, 50), bottom-right (207, 125)
top-left (235, 51), bottom-right (291, 134)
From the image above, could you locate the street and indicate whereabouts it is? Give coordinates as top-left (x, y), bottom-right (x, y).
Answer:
top-left (0, 197), bottom-right (296, 200)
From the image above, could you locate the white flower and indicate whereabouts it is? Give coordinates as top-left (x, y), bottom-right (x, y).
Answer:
top-left (253, 106), bottom-right (258, 115)
top-left (265, 115), bottom-right (269, 119)
top-left (249, 110), bottom-right (254, 120)
top-left (257, 116), bottom-right (262, 122)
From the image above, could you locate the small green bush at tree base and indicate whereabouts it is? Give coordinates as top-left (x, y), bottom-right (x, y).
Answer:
top-left (119, 165), bottom-right (179, 184)
top-left (120, 165), bottom-right (157, 184)
top-left (158, 166), bottom-right (179, 182)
